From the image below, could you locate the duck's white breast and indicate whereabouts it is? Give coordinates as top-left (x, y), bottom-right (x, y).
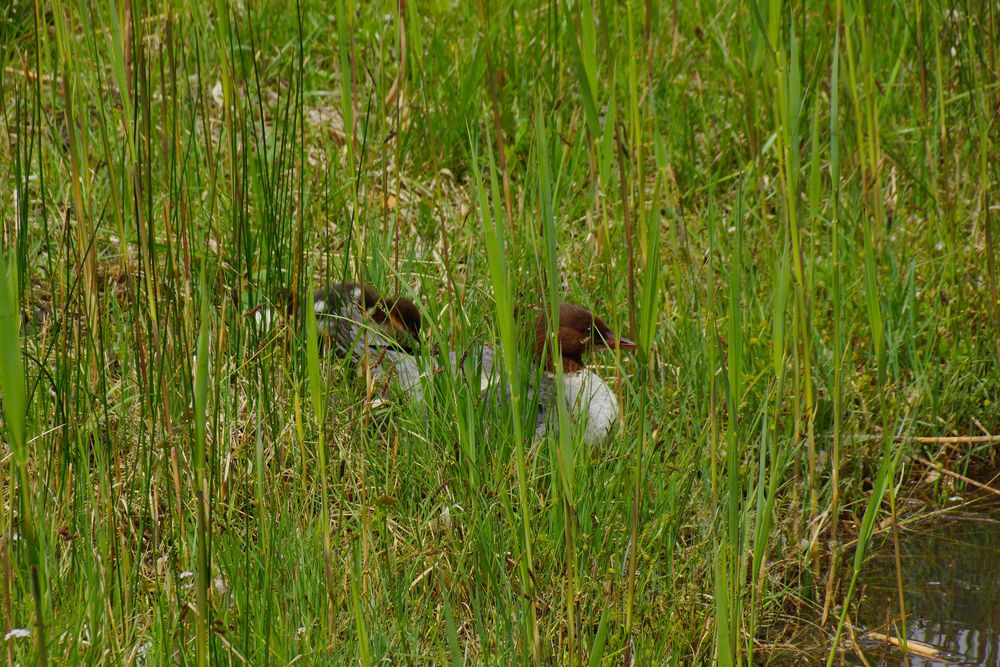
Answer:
top-left (562, 369), bottom-right (619, 444)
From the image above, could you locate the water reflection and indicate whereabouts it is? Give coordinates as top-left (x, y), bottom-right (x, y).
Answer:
top-left (851, 499), bottom-right (1000, 666)
top-left (767, 498), bottom-right (1000, 666)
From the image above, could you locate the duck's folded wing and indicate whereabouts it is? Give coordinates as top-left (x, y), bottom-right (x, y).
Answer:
top-left (368, 348), bottom-right (425, 403)
top-left (443, 345), bottom-right (499, 395)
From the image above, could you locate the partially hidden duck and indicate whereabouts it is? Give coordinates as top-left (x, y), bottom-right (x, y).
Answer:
top-left (312, 283), bottom-right (634, 444)
top-left (312, 283), bottom-right (422, 352)
top-left (528, 302), bottom-right (635, 444)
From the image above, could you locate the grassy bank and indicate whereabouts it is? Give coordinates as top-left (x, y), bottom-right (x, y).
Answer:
top-left (1, 0), bottom-right (998, 664)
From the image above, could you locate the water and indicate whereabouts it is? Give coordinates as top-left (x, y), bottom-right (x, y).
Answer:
top-left (771, 497), bottom-right (1000, 666)
top-left (848, 497), bottom-right (1000, 666)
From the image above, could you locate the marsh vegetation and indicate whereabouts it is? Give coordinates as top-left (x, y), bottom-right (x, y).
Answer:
top-left (1, 0), bottom-right (999, 664)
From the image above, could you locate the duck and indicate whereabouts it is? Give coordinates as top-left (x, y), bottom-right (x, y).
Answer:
top-left (312, 282), bottom-right (422, 355)
top-left (314, 284), bottom-right (634, 444)
top-left (255, 282), bottom-right (421, 350)
top-left (528, 302), bottom-right (635, 443)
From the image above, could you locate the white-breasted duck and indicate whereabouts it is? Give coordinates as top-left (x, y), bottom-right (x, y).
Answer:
top-left (528, 302), bottom-right (635, 443)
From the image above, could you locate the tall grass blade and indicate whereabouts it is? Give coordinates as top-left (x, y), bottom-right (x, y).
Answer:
top-left (304, 271), bottom-right (335, 644)
top-left (0, 251), bottom-right (46, 665)
top-left (192, 267), bottom-right (212, 667)
top-left (470, 129), bottom-right (540, 661)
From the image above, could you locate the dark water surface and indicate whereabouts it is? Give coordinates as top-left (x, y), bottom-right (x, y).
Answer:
top-left (771, 497), bottom-right (1000, 666)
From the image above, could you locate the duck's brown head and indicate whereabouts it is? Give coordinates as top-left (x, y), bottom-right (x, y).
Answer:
top-left (359, 287), bottom-right (422, 350)
top-left (346, 283), bottom-right (421, 340)
top-left (533, 302), bottom-right (635, 372)
top-left (311, 282), bottom-right (422, 348)
top-left (382, 295), bottom-right (422, 340)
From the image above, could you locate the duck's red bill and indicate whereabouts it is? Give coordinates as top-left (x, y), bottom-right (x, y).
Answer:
top-left (613, 336), bottom-right (637, 350)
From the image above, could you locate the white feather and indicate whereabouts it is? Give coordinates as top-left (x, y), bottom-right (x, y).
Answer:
top-left (561, 369), bottom-right (620, 444)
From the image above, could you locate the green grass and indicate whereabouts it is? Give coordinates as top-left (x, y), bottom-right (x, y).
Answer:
top-left (1, 0), bottom-right (999, 664)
